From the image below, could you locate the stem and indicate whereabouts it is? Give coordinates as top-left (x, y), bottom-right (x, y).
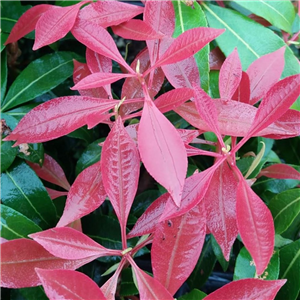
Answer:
top-left (131, 235), bottom-right (154, 257)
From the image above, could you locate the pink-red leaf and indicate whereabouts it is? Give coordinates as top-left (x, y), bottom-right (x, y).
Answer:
top-left (258, 164), bottom-right (300, 180)
top-left (29, 227), bottom-right (120, 260)
top-left (27, 154), bottom-right (70, 191)
top-left (247, 47), bottom-right (286, 105)
top-left (204, 278), bottom-right (286, 300)
top-left (138, 99), bottom-right (187, 207)
top-left (0, 239), bottom-right (95, 288)
top-left (101, 117), bottom-right (140, 230)
top-left (219, 48), bottom-right (242, 101)
top-left (152, 201), bottom-right (206, 295)
top-left (3, 96), bottom-right (118, 145)
top-left (46, 188), bottom-right (68, 200)
top-left (153, 27), bottom-right (225, 67)
top-left (57, 161), bottom-right (106, 227)
top-left (232, 71), bottom-right (250, 104)
top-left (33, 2), bottom-right (88, 50)
top-left (78, 0), bottom-right (144, 28)
top-left (5, 4), bottom-right (53, 45)
top-left (205, 161), bottom-right (238, 261)
top-left (236, 176), bottom-right (275, 275)
top-left (36, 269), bottom-right (107, 300)
top-left (112, 19), bottom-right (164, 41)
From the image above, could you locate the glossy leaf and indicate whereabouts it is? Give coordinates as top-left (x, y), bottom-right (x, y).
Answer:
top-left (1, 49), bottom-right (7, 101)
top-left (18, 142), bottom-right (44, 165)
top-left (152, 201), bottom-right (206, 295)
top-left (27, 154), bottom-right (70, 191)
top-left (2, 52), bottom-right (77, 111)
top-left (219, 48), bottom-right (242, 101)
top-left (246, 47), bottom-right (285, 105)
top-left (33, 2), bottom-right (87, 50)
top-left (205, 161), bottom-right (238, 261)
top-left (57, 161), bottom-right (106, 227)
top-left (232, 71), bottom-right (250, 103)
top-left (4, 96), bottom-right (118, 145)
top-left (258, 164), bottom-right (300, 181)
top-left (268, 189), bottom-right (300, 235)
top-left (204, 278), bottom-right (286, 300)
top-left (29, 227), bottom-right (120, 260)
top-left (101, 117), bottom-right (140, 230)
top-left (0, 239), bottom-right (96, 288)
top-left (138, 99), bottom-right (187, 207)
top-left (1, 160), bottom-right (57, 229)
top-left (236, 176), bottom-right (275, 275)
top-left (36, 269), bottom-right (107, 300)
top-left (0, 205), bottom-right (42, 240)
top-left (1, 140), bottom-right (18, 172)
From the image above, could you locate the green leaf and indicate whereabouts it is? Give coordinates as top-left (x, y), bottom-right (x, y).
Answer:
top-left (234, 247), bottom-right (279, 280)
top-left (0, 205), bottom-right (42, 240)
top-left (211, 235), bottom-right (229, 272)
top-left (1, 32), bottom-right (9, 52)
top-left (2, 52), bottom-right (78, 111)
top-left (1, 49), bottom-right (7, 101)
top-left (11, 286), bottom-right (48, 300)
top-left (232, 0), bottom-right (295, 34)
top-left (202, 3), bottom-right (300, 110)
top-left (55, 0), bottom-right (82, 6)
top-left (1, 139), bottom-right (18, 172)
top-left (120, 267), bottom-right (139, 297)
top-left (67, 126), bottom-right (95, 144)
top-left (276, 240), bottom-right (300, 300)
top-left (75, 138), bottom-right (104, 175)
top-left (275, 234), bottom-right (293, 248)
top-left (269, 189), bottom-right (300, 234)
top-left (209, 70), bottom-right (220, 98)
top-left (173, 1), bottom-right (209, 92)
top-left (178, 289), bottom-right (207, 300)
top-left (18, 143), bottom-right (44, 165)
top-left (1, 159), bottom-right (57, 229)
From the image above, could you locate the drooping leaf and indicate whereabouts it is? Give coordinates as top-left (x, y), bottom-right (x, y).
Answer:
top-left (152, 201), bottom-right (206, 295)
top-left (29, 227), bottom-right (120, 260)
top-left (1, 160), bottom-right (57, 229)
top-left (204, 278), bottom-right (286, 300)
top-left (57, 161), bottom-right (106, 227)
top-left (27, 154), bottom-right (70, 191)
top-left (0, 205), bottom-right (42, 240)
top-left (205, 161), bottom-right (238, 261)
top-left (138, 99), bottom-right (187, 207)
top-left (258, 164), bottom-right (300, 181)
top-left (0, 239), bottom-right (96, 288)
top-left (36, 269), bottom-right (107, 300)
top-left (219, 48), bottom-right (242, 101)
top-left (2, 52), bottom-right (77, 111)
top-left (236, 175), bottom-right (275, 275)
top-left (4, 96), bottom-right (118, 145)
top-left (101, 117), bottom-right (140, 231)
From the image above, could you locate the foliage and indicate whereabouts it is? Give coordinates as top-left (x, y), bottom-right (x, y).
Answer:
top-left (1, 0), bottom-right (300, 299)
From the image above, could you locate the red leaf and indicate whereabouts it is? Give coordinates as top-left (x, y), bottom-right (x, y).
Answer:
top-left (27, 154), bottom-right (70, 191)
top-left (29, 227), bottom-right (120, 260)
top-left (112, 19), bottom-right (163, 41)
top-left (219, 48), bottom-right (242, 101)
top-left (177, 129), bottom-right (201, 144)
top-left (128, 193), bottom-right (169, 238)
top-left (248, 74), bottom-right (300, 137)
top-left (154, 88), bottom-right (193, 114)
top-left (204, 279), bottom-right (286, 300)
top-left (258, 164), bottom-right (300, 180)
top-left (209, 47), bottom-right (226, 70)
top-left (33, 2), bottom-right (88, 50)
top-left (185, 144), bottom-right (222, 158)
top-left (236, 176), bottom-right (275, 275)
top-left (78, 0), bottom-right (144, 28)
top-left (36, 269), bottom-right (107, 300)
top-left (71, 18), bottom-right (130, 70)
top-left (153, 27), bottom-right (225, 67)
top-left (101, 117), bottom-right (140, 231)
top-left (205, 162), bottom-right (238, 260)
top-left (128, 257), bottom-right (174, 300)
top-left (0, 239), bottom-right (95, 288)
top-left (57, 162), bottom-right (106, 227)
top-left (3, 96), bottom-right (118, 145)
top-left (46, 188), bottom-right (68, 200)
top-left (232, 71), bottom-right (250, 104)
top-left (5, 4), bottom-right (53, 45)
top-left (152, 201), bottom-right (206, 295)
top-left (247, 47), bottom-right (286, 105)
top-left (138, 99), bottom-right (187, 207)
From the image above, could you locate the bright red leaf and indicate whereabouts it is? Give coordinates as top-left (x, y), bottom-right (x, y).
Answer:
top-left (258, 164), bottom-right (300, 180)
top-left (232, 71), bottom-right (250, 104)
top-left (57, 161), bottom-right (106, 227)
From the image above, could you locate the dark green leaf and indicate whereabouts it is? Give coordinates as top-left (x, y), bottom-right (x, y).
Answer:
top-left (179, 289), bottom-right (207, 300)
top-left (1, 139), bottom-right (18, 172)
top-left (209, 70), bottom-right (220, 98)
top-left (67, 126), bottom-right (95, 144)
top-left (0, 204), bottom-right (42, 240)
top-left (2, 52), bottom-right (78, 111)
top-left (1, 49), bottom-right (7, 101)
top-left (211, 235), bottom-right (229, 272)
top-left (120, 267), bottom-right (139, 297)
top-left (55, 0), bottom-right (82, 6)
top-left (1, 159), bottom-right (57, 229)
top-left (274, 138), bottom-right (300, 165)
top-left (1, 32), bottom-right (9, 52)
top-left (275, 234), bottom-right (293, 248)
top-left (276, 240), bottom-right (300, 300)
top-left (11, 286), bottom-right (48, 300)
top-left (18, 143), bottom-right (44, 165)
top-left (269, 189), bottom-right (300, 234)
